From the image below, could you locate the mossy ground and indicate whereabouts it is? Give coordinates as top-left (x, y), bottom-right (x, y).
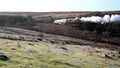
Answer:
top-left (0, 39), bottom-right (120, 68)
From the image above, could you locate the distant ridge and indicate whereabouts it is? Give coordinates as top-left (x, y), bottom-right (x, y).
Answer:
top-left (0, 11), bottom-right (120, 18)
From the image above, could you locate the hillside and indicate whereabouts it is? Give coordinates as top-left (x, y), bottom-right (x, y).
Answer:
top-left (0, 11), bottom-right (120, 46)
top-left (0, 11), bottom-right (120, 68)
top-left (0, 38), bottom-right (120, 68)
top-left (0, 11), bottom-right (120, 18)
top-left (4, 27), bottom-right (120, 50)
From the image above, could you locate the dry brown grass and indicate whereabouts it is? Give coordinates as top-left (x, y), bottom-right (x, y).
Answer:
top-left (4, 27), bottom-right (120, 51)
top-left (5, 27), bottom-right (40, 36)
top-left (0, 12), bottom-right (90, 18)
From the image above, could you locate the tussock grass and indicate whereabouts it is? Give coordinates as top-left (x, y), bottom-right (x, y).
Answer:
top-left (0, 38), bottom-right (120, 68)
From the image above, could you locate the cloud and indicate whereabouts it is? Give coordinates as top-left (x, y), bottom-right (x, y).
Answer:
top-left (54, 19), bottom-right (67, 24)
top-left (80, 14), bottom-right (120, 23)
top-left (103, 15), bottom-right (110, 22)
top-left (80, 16), bottom-right (103, 23)
top-left (110, 15), bottom-right (120, 22)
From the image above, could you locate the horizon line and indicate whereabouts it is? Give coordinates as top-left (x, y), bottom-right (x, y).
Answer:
top-left (0, 10), bottom-right (120, 13)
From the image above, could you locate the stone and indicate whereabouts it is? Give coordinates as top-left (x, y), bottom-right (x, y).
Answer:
top-left (60, 47), bottom-right (68, 51)
top-left (37, 38), bottom-right (42, 41)
top-left (50, 40), bottom-right (57, 44)
top-left (11, 48), bottom-right (17, 50)
top-left (105, 54), bottom-right (117, 60)
top-left (0, 55), bottom-right (9, 61)
top-left (0, 52), bottom-right (4, 54)
top-left (118, 51), bottom-right (120, 54)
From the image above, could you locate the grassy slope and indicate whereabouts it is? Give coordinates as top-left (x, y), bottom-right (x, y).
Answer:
top-left (0, 11), bottom-right (120, 46)
top-left (0, 38), bottom-right (120, 68)
top-left (5, 27), bottom-right (120, 50)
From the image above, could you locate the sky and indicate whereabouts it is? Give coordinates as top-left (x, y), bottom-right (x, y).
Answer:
top-left (0, 0), bottom-right (119, 12)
